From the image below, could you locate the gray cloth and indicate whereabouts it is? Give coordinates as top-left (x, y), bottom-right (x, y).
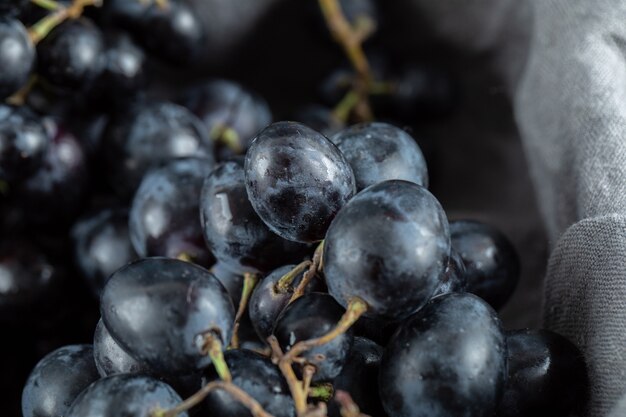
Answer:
top-left (190, 0), bottom-right (626, 415)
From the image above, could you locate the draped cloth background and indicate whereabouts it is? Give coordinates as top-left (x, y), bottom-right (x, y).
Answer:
top-left (191, 1), bottom-right (626, 415)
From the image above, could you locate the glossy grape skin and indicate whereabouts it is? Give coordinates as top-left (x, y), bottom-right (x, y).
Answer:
top-left (328, 337), bottom-right (386, 417)
top-left (93, 318), bottom-right (151, 377)
top-left (497, 329), bottom-right (588, 417)
top-left (21, 344), bottom-right (100, 417)
top-left (450, 220), bottom-right (520, 310)
top-left (245, 121), bottom-right (356, 243)
top-left (0, 105), bottom-right (48, 183)
top-left (104, 100), bottom-right (214, 197)
top-left (201, 161), bottom-right (310, 273)
top-left (379, 293), bottom-right (507, 417)
top-left (211, 261), bottom-right (244, 306)
top-left (0, 19), bottom-right (34, 100)
top-left (274, 292), bottom-right (353, 382)
top-left (65, 374), bottom-right (187, 417)
top-left (0, 1), bottom-right (28, 17)
top-left (103, 0), bottom-right (204, 65)
top-left (324, 180), bottom-right (450, 320)
top-left (292, 105), bottom-right (344, 137)
top-left (14, 117), bottom-right (89, 227)
top-left (72, 209), bottom-right (137, 297)
top-left (330, 122), bottom-right (428, 191)
top-left (181, 80), bottom-right (272, 158)
top-left (101, 257), bottom-right (235, 376)
top-left (202, 349), bottom-right (295, 417)
top-left (130, 157), bottom-right (214, 266)
top-left (431, 249), bottom-right (468, 298)
top-left (248, 264), bottom-right (323, 341)
top-left (37, 18), bottom-right (104, 91)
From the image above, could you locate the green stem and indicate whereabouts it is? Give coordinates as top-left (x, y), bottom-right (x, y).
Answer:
top-left (309, 383), bottom-right (334, 402)
top-left (230, 272), bottom-right (259, 348)
top-left (30, 0), bottom-right (61, 11)
top-left (202, 333), bottom-right (232, 382)
top-left (275, 260), bottom-right (312, 294)
top-left (332, 90), bottom-right (360, 123)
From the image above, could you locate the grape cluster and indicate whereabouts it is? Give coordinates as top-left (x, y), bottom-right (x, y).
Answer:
top-left (1, 1), bottom-right (588, 417)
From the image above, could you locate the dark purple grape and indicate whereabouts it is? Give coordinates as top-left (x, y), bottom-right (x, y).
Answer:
top-left (379, 293), bottom-right (507, 417)
top-left (245, 121), bottom-right (356, 243)
top-left (497, 329), bottom-right (588, 417)
top-left (0, 105), bottom-right (48, 183)
top-left (130, 157), bottom-right (214, 266)
top-left (0, 1), bottom-right (28, 18)
top-left (292, 104), bottom-right (344, 137)
top-left (330, 122), bottom-right (428, 191)
top-left (36, 18), bottom-right (104, 91)
top-left (324, 180), bottom-right (449, 320)
top-left (328, 337), bottom-right (385, 417)
top-left (103, 100), bottom-right (214, 197)
top-left (431, 249), bottom-right (467, 298)
top-left (71, 209), bottom-right (137, 296)
top-left (102, 0), bottom-right (204, 65)
top-left (101, 257), bottom-right (235, 376)
top-left (450, 220), bottom-right (520, 310)
top-left (200, 161), bottom-right (310, 273)
top-left (274, 292), bottom-right (353, 382)
top-left (93, 318), bottom-right (151, 378)
top-left (202, 349), bottom-right (295, 417)
top-left (21, 345), bottom-right (100, 417)
top-left (248, 264), bottom-right (323, 342)
top-left (181, 79), bottom-right (272, 158)
top-left (0, 18), bottom-right (34, 99)
top-left (211, 261), bottom-right (244, 306)
top-left (14, 117), bottom-right (89, 227)
top-left (65, 374), bottom-right (187, 417)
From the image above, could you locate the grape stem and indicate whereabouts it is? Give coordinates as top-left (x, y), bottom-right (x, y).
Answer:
top-left (275, 260), bottom-right (312, 294)
top-left (289, 241), bottom-right (324, 304)
top-left (30, 0), bottom-right (61, 11)
top-left (201, 333), bottom-right (232, 382)
top-left (309, 383), bottom-right (334, 402)
top-left (28, 0), bottom-right (102, 44)
top-left (334, 390), bottom-right (371, 417)
top-left (151, 380), bottom-right (274, 417)
top-left (230, 272), bottom-right (259, 349)
top-left (302, 364), bottom-right (316, 399)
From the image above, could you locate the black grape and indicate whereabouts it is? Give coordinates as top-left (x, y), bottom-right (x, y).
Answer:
top-left (130, 157), bottom-right (214, 266)
top-left (36, 18), bottom-right (105, 91)
top-left (0, 104), bottom-right (48, 183)
top-left (65, 374), bottom-right (187, 417)
top-left (100, 257), bottom-right (235, 376)
top-left (450, 220), bottom-right (520, 310)
top-left (202, 349), bottom-right (295, 417)
top-left (93, 318), bottom-right (152, 378)
top-left (71, 208), bottom-right (137, 297)
top-left (431, 249), bottom-right (468, 298)
top-left (324, 180), bottom-right (449, 320)
top-left (497, 329), bottom-right (588, 417)
top-left (248, 264), bottom-right (323, 342)
top-left (181, 79), bottom-right (272, 158)
top-left (274, 292), bottom-right (354, 382)
top-left (245, 121), bottom-right (356, 243)
top-left (0, 1), bottom-right (28, 18)
top-left (103, 100), bottom-right (214, 197)
top-left (200, 161), bottom-right (310, 273)
top-left (330, 122), bottom-right (428, 191)
top-left (0, 18), bottom-right (34, 100)
top-left (379, 293), bottom-right (507, 417)
top-left (211, 261), bottom-right (245, 306)
top-left (21, 345), bottom-right (100, 417)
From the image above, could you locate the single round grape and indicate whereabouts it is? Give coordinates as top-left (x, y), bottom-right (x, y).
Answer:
top-left (130, 157), bottom-right (214, 265)
top-left (431, 249), bottom-right (468, 298)
top-left (274, 292), bottom-right (353, 382)
top-left (181, 79), bottom-right (272, 157)
top-left (104, 100), bottom-right (214, 197)
top-left (202, 349), bottom-right (295, 417)
top-left (328, 337), bottom-right (385, 417)
top-left (379, 293), bottom-right (507, 417)
top-left (201, 161), bottom-right (310, 273)
top-left (497, 329), bottom-right (588, 417)
top-left (211, 261), bottom-right (244, 306)
top-left (71, 208), bottom-right (137, 296)
top-left (93, 318), bottom-right (152, 378)
top-left (65, 374), bottom-right (187, 417)
top-left (37, 18), bottom-right (104, 91)
top-left (0, 18), bottom-right (34, 100)
top-left (101, 257), bottom-right (235, 376)
top-left (0, 104), bottom-right (48, 183)
top-left (292, 105), bottom-right (344, 138)
top-left (324, 180), bottom-right (450, 320)
top-left (450, 220), bottom-right (520, 310)
top-left (248, 264), bottom-right (324, 341)
top-left (245, 121), bottom-right (356, 243)
top-left (330, 122), bottom-right (428, 191)
top-left (21, 344), bottom-right (100, 417)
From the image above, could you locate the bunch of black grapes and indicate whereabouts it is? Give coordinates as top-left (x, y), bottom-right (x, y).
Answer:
top-left (0, 1), bottom-right (588, 417)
